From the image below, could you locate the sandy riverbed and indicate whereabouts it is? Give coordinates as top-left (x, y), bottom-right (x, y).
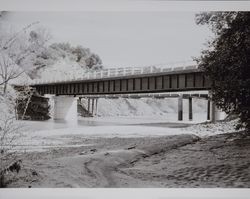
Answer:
top-left (7, 129), bottom-right (250, 188)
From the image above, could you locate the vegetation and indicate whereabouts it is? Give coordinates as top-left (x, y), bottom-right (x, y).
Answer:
top-left (25, 41), bottom-right (103, 78)
top-left (0, 21), bottom-right (42, 187)
top-left (0, 12), bottom-right (104, 186)
top-left (196, 12), bottom-right (250, 131)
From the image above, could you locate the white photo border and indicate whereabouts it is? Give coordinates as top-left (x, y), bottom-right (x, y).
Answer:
top-left (0, 0), bottom-right (250, 198)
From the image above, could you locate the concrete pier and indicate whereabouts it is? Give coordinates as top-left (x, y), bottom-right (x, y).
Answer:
top-left (208, 91), bottom-right (227, 122)
top-left (211, 101), bottom-right (222, 122)
top-left (207, 99), bottom-right (211, 121)
top-left (188, 97), bottom-right (193, 121)
top-left (87, 98), bottom-right (90, 113)
top-left (53, 96), bottom-right (78, 120)
top-left (91, 98), bottom-right (95, 115)
top-left (95, 98), bottom-right (98, 116)
top-left (178, 95), bottom-right (183, 121)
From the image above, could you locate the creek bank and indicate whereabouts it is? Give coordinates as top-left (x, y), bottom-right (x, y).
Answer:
top-left (8, 131), bottom-right (250, 188)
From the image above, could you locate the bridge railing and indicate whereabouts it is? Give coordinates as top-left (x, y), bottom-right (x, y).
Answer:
top-left (32, 64), bottom-right (198, 85)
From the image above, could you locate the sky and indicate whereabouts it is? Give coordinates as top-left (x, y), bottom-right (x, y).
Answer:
top-left (3, 11), bottom-right (212, 68)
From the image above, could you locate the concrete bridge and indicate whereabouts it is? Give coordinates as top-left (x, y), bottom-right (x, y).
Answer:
top-left (29, 65), bottom-right (223, 122)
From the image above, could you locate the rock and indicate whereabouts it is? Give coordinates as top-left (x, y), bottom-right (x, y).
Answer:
top-left (32, 171), bottom-right (38, 176)
top-left (90, 149), bottom-right (97, 153)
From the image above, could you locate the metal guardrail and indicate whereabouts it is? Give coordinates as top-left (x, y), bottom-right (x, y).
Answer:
top-left (32, 65), bottom-right (199, 85)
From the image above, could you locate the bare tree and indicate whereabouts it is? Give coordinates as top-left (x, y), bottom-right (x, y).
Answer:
top-left (0, 22), bottom-right (50, 187)
top-left (0, 22), bottom-right (51, 91)
top-left (0, 53), bottom-right (24, 94)
top-left (0, 87), bottom-right (23, 187)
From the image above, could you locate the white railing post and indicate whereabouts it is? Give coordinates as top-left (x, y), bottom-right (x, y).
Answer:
top-left (94, 70), bottom-right (97, 79)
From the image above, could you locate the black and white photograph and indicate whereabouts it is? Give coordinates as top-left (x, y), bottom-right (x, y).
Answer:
top-left (0, 0), bottom-right (250, 198)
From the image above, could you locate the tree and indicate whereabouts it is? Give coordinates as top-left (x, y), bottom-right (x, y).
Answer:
top-left (0, 53), bottom-right (23, 94)
top-left (0, 22), bottom-right (51, 91)
top-left (0, 87), bottom-right (23, 187)
top-left (0, 21), bottom-right (50, 186)
top-left (195, 12), bottom-right (250, 131)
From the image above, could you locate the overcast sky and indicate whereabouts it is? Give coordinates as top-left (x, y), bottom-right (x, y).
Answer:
top-left (4, 11), bottom-right (212, 67)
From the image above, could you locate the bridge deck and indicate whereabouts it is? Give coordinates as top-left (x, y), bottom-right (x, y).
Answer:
top-left (31, 67), bottom-right (211, 96)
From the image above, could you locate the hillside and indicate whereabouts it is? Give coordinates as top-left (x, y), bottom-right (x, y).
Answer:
top-left (25, 42), bottom-right (103, 80)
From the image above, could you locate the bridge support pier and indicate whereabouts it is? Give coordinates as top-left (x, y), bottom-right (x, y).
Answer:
top-left (188, 97), bottom-right (193, 121)
top-left (85, 98), bottom-right (98, 116)
top-left (87, 98), bottom-right (91, 113)
top-left (53, 96), bottom-right (78, 120)
top-left (207, 99), bottom-right (211, 120)
top-left (208, 91), bottom-right (227, 122)
top-left (91, 98), bottom-right (95, 115)
top-left (95, 98), bottom-right (98, 116)
top-left (178, 95), bottom-right (183, 121)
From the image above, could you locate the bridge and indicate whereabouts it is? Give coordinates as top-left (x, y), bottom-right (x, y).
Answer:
top-left (32, 65), bottom-right (210, 95)
top-left (29, 65), bottom-right (223, 122)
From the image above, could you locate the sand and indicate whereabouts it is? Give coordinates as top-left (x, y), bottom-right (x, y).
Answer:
top-left (7, 130), bottom-right (250, 188)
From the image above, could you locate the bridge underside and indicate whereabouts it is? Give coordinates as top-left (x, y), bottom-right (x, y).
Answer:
top-left (33, 71), bottom-right (210, 96)
top-left (49, 94), bottom-right (224, 123)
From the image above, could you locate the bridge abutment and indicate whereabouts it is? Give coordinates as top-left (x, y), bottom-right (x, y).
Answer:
top-left (208, 91), bottom-right (227, 122)
top-left (53, 96), bottom-right (78, 120)
top-left (210, 101), bottom-right (227, 122)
